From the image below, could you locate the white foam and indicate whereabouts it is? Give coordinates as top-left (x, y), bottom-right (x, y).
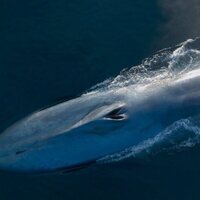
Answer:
top-left (86, 38), bottom-right (200, 95)
top-left (98, 118), bottom-right (200, 163)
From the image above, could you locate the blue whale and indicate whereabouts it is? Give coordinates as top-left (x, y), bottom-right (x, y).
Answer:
top-left (0, 40), bottom-right (200, 172)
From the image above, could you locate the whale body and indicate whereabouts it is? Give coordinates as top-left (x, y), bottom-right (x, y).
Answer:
top-left (0, 39), bottom-right (200, 172)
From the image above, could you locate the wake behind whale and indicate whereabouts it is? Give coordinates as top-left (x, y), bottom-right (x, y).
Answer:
top-left (0, 38), bottom-right (200, 172)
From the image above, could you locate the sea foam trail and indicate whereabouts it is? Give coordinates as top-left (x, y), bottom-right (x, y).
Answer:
top-left (98, 118), bottom-right (200, 163)
top-left (94, 37), bottom-right (200, 163)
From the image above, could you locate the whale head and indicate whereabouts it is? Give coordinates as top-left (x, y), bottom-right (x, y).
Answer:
top-left (0, 91), bottom-right (137, 172)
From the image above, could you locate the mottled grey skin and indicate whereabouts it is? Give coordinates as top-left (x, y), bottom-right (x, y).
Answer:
top-left (0, 68), bottom-right (200, 172)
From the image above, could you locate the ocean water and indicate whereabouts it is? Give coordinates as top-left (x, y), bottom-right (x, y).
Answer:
top-left (1, 0), bottom-right (200, 199)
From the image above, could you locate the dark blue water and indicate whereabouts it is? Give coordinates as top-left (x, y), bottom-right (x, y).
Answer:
top-left (1, 0), bottom-right (200, 199)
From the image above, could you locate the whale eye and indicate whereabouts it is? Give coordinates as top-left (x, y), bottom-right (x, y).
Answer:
top-left (104, 106), bottom-right (127, 120)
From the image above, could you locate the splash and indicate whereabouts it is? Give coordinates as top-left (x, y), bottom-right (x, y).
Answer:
top-left (87, 37), bottom-right (200, 95)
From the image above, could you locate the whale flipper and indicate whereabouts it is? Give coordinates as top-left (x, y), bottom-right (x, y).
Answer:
top-left (59, 160), bottom-right (96, 174)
